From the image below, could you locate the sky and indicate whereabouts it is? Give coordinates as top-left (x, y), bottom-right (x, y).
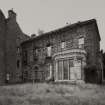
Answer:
top-left (0, 0), bottom-right (105, 50)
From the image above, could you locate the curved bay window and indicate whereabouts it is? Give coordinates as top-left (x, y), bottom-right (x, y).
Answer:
top-left (56, 58), bottom-right (82, 81)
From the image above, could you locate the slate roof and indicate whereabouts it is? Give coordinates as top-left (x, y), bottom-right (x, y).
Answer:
top-left (21, 19), bottom-right (101, 45)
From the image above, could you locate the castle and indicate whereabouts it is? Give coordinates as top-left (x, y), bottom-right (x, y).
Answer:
top-left (0, 9), bottom-right (103, 85)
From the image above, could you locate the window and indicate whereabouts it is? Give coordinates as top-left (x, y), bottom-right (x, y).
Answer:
top-left (17, 47), bottom-right (20, 53)
top-left (56, 58), bottom-right (82, 81)
top-left (23, 51), bottom-right (27, 65)
top-left (17, 60), bottom-right (20, 68)
top-left (47, 46), bottom-right (51, 56)
top-left (74, 59), bottom-right (82, 80)
top-left (78, 37), bottom-right (84, 48)
top-left (33, 49), bottom-right (38, 61)
top-left (46, 64), bottom-right (52, 79)
top-left (6, 73), bottom-right (10, 81)
top-left (30, 50), bottom-right (33, 62)
top-left (61, 42), bottom-right (66, 49)
top-left (69, 59), bottom-right (75, 80)
top-left (63, 60), bottom-right (69, 80)
top-left (58, 60), bottom-right (63, 80)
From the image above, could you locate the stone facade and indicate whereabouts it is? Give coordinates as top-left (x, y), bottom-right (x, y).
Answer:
top-left (0, 9), bottom-right (102, 84)
top-left (0, 10), bottom-right (6, 84)
top-left (0, 9), bottom-right (29, 85)
top-left (21, 19), bottom-right (101, 83)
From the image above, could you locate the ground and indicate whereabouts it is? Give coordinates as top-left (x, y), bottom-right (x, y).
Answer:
top-left (0, 83), bottom-right (105, 105)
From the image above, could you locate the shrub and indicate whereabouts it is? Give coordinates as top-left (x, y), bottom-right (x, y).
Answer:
top-left (84, 64), bottom-right (99, 84)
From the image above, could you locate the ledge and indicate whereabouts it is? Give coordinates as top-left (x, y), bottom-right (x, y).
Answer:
top-left (53, 48), bottom-right (86, 58)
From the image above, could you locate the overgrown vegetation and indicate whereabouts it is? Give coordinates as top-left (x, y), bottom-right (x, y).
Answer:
top-left (0, 83), bottom-right (105, 105)
top-left (84, 64), bottom-right (102, 84)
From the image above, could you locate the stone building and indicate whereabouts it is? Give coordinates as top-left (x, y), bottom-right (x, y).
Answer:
top-left (21, 19), bottom-right (101, 83)
top-left (0, 9), bottom-right (29, 85)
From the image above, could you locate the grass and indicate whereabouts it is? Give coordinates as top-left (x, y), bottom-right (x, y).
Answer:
top-left (0, 83), bottom-right (105, 105)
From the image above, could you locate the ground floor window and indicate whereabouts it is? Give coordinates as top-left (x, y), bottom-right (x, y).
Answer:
top-left (56, 58), bottom-right (82, 81)
top-left (46, 64), bottom-right (52, 80)
top-left (63, 60), bottom-right (69, 80)
top-left (103, 66), bottom-right (105, 80)
top-left (58, 60), bottom-right (63, 80)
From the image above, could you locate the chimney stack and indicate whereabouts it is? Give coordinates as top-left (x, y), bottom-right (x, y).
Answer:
top-left (8, 9), bottom-right (16, 20)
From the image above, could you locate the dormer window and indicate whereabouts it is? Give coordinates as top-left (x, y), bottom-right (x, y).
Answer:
top-left (78, 37), bottom-right (84, 48)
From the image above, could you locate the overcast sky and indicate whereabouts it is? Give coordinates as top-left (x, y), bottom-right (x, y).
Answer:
top-left (0, 0), bottom-right (105, 50)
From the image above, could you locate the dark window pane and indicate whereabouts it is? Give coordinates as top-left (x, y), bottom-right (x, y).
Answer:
top-left (22, 51), bottom-right (27, 65)
top-left (58, 60), bottom-right (63, 80)
top-left (69, 59), bottom-right (75, 80)
top-left (63, 60), bottom-right (68, 80)
top-left (17, 60), bottom-right (20, 68)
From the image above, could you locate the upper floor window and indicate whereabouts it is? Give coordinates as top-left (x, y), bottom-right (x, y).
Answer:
top-left (61, 42), bottom-right (66, 49)
top-left (33, 49), bottom-right (38, 56)
top-left (47, 46), bottom-right (51, 56)
top-left (17, 47), bottom-right (20, 55)
top-left (78, 37), bottom-right (84, 48)
top-left (23, 50), bottom-right (27, 65)
top-left (17, 60), bottom-right (20, 68)
top-left (30, 50), bottom-right (33, 62)
top-left (33, 48), bottom-right (38, 61)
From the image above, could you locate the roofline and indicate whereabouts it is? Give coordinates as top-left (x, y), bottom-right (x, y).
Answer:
top-left (21, 18), bottom-right (101, 45)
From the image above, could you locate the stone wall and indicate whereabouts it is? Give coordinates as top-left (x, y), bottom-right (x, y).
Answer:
top-left (21, 19), bottom-right (101, 82)
top-left (0, 10), bottom-right (6, 85)
top-left (6, 10), bottom-right (30, 83)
